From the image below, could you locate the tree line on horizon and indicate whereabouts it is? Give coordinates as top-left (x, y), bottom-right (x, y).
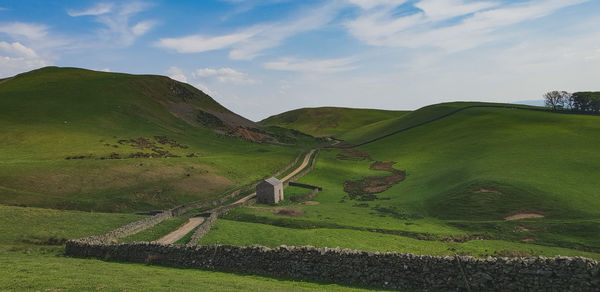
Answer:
top-left (544, 91), bottom-right (600, 113)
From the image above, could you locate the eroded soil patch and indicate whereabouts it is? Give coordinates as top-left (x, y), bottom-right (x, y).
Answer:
top-left (474, 187), bottom-right (503, 194)
top-left (336, 148), bottom-right (372, 161)
top-left (504, 212), bottom-right (545, 221)
top-left (344, 161), bottom-right (405, 201)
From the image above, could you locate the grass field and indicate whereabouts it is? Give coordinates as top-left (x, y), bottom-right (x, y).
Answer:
top-left (211, 104), bottom-right (600, 258)
top-left (0, 67), bottom-right (314, 212)
top-left (0, 204), bottom-right (376, 291)
top-left (260, 107), bottom-right (407, 138)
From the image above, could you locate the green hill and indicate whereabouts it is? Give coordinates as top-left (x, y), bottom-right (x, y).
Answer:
top-left (0, 67), bottom-right (311, 212)
top-left (260, 107), bottom-right (407, 138)
top-left (210, 103), bottom-right (600, 258)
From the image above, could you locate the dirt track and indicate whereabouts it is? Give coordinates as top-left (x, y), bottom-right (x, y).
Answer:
top-left (232, 149), bottom-right (315, 205)
top-left (159, 150), bottom-right (316, 242)
top-left (155, 217), bottom-right (204, 244)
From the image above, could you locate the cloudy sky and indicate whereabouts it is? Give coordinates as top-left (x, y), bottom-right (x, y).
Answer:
top-left (1, 0), bottom-right (599, 120)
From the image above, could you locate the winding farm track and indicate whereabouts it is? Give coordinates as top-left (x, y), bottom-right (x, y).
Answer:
top-left (155, 217), bottom-right (204, 244)
top-left (158, 149), bottom-right (317, 243)
top-left (232, 149), bottom-right (316, 205)
top-left (346, 105), bottom-right (600, 148)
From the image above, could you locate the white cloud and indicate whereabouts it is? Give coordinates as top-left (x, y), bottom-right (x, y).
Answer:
top-left (155, 3), bottom-right (340, 60)
top-left (131, 20), bottom-right (157, 36)
top-left (100, 68), bottom-right (111, 72)
top-left (0, 42), bottom-right (49, 77)
top-left (166, 66), bottom-right (188, 83)
top-left (68, 1), bottom-right (156, 46)
top-left (346, 0), bottom-right (588, 52)
top-left (193, 67), bottom-right (255, 84)
top-left (67, 3), bottom-right (113, 17)
top-left (156, 32), bottom-right (255, 53)
top-left (0, 22), bottom-right (48, 41)
top-left (415, 0), bottom-right (499, 21)
top-left (264, 57), bottom-right (357, 73)
top-left (0, 41), bottom-right (38, 58)
top-left (347, 0), bottom-right (407, 10)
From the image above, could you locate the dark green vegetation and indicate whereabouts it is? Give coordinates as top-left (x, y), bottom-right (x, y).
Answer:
top-left (260, 107), bottom-right (407, 138)
top-left (0, 205), bottom-right (374, 291)
top-left (0, 67), bottom-right (317, 212)
top-left (209, 103), bottom-right (600, 259)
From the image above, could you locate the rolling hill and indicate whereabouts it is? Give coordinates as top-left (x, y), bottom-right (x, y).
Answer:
top-left (211, 103), bottom-right (600, 258)
top-left (0, 67), bottom-right (314, 212)
top-left (260, 107), bottom-right (407, 138)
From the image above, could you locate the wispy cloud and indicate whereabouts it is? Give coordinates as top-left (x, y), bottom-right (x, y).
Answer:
top-left (0, 22), bottom-right (48, 41)
top-left (264, 57), bottom-right (358, 73)
top-left (67, 2), bottom-right (113, 17)
top-left (155, 2), bottom-right (340, 60)
top-left (68, 1), bottom-right (157, 46)
top-left (193, 67), bottom-right (256, 84)
top-left (346, 0), bottom-right (588, 52)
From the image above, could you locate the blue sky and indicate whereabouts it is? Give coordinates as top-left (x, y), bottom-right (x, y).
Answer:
top-left (1, 0), bottom-right (599, 120)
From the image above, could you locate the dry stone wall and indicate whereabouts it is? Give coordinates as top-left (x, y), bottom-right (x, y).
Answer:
top-left (76, 211), bottom-right (173, 244)
top-left (65, 242), bottom-right (600, 291)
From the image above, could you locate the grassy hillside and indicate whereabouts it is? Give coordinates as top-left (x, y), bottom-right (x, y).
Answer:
top-left (260, 107), bottom-right (407, 138)
top-left (208, 104), bottom-right (600, 258)
top-left (0, 205), bottom-right (374, 291)
top-left (0, 67), bottom-right (314, 212)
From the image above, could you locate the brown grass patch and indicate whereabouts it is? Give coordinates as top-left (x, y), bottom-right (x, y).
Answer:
top-left (276, 209), bottom-right (303, 217)
top-left (336, 148), bottom-right (372, 161)
top-left (474, 187), bottom-right (503, 194)
top-left (299, 201), bottom-right (320, 205)
top-left (343, 161), bottom-right (406, 200)
top-left (170, 174), bottom-right (232, 193)
top-left (521, 237), bottom-right (535, 243)
top-left (504, 212), bottom-right (545, 221)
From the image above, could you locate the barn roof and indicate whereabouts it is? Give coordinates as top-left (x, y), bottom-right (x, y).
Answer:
top-left (263, 177), bottom-right (282, 186)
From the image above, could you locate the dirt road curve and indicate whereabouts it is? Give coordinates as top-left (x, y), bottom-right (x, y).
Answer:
top-left (232, 149), bottom-right (315, 205)
top-left (155, 217), bottom-right (204, 244)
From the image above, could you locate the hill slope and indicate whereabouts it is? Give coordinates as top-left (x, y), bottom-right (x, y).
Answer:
top-left (260, 107), bottom-right (407, 138)
top-left (212, 103), bottom-right (600, 257)
top-left (0, 67), bottom-right (309, 212)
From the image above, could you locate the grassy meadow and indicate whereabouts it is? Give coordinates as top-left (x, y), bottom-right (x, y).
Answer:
top-left (208, 104), bottom-right (600, 259)
top-left (0, 67), bottom-right (313, 212)
top-left (0, 205), bottom-right (377, 291)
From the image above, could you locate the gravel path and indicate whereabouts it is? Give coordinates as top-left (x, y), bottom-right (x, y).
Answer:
top-left (155, 217), bottom-right (204, 244)
top-left (232, 149), bottom-right (316, 205)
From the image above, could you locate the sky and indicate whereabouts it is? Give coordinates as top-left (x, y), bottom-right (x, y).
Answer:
top-left (0, 0), bottom-right (599, 121)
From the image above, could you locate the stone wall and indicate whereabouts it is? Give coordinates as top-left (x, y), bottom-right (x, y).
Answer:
top-left (65, 242), bottom-right (600, 291)
top-left (75, 211), bottom-right (174, 244)
top-left (172, 151), bottom-right (302, 216)
top-left (289, 188), bottom-right (319, 202)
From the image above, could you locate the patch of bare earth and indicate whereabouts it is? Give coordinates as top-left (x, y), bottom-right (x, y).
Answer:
top-left (299, 201), bottom-right (320, 205)
top-left (336, 148), bottom-right (372, 161)
top-left (521, 237), bottom-right (535, 243)
top-left (230, 127), bottom-right (272, 143)
top-left (474, 187), bottom-right (503, 194)
top-left (343, 161), bottom-right (406, 200)
top-left (504, 212), bottom-right (545, 221)
top-left (276, 209), bottom-right (303, 217)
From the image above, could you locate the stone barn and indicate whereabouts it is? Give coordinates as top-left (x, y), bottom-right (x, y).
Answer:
top-left (256, 177), bottom-right (284, 204)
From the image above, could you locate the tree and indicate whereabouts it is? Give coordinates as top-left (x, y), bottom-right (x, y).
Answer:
top-left (572, 92), bottom-right (592, 112)
top-left (543, 91), bottom-right (568, 111)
